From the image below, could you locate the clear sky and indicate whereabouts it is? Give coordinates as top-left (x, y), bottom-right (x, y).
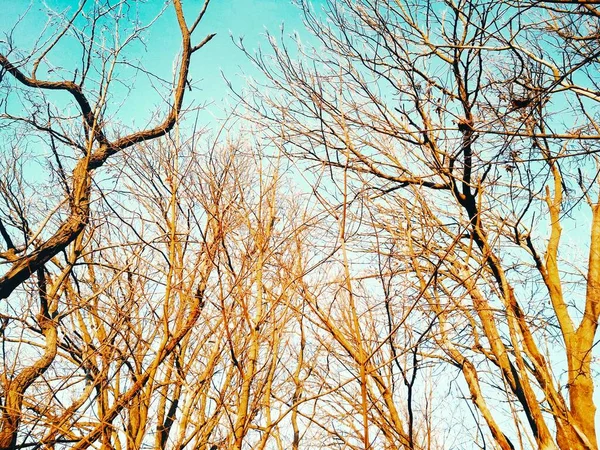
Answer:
top-left (0, 0), bottom-right (314, 130)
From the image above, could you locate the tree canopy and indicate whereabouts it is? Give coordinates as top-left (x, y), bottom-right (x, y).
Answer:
top-left (1, 1), bottom-right (600, 449)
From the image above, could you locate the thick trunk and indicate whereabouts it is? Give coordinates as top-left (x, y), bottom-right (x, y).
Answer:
top-left (0, 160), bottom-right (91, 300)
top-left (0, 323), bottom-right (58, 449)
top-left (567, 341), bottom-right (598, 450)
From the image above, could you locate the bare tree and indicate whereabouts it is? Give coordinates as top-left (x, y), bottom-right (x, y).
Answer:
top-left (0, 2), bottom-right (215, 448)
top-left (238, 0), bottom-right (600, 448)
top-left (6, 0), bottom-right (600, 448)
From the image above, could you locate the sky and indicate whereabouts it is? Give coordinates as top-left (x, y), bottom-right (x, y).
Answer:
top-left (0, 0), bottom-right (315, 131)
top-left (2, 1), bottom-right (599, 446)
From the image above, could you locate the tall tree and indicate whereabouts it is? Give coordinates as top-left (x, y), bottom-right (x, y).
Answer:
top-left (239, 0), bottom-right (600, 448)
top-left (0, 2), bottom-right (214, 448)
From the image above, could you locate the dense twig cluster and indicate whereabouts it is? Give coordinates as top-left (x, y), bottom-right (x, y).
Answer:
top-left (1, 1), bottom-right (600, 449)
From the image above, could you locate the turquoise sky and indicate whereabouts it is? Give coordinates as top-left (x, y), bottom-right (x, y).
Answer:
top-left (0, 0), bottom-right (314, 131)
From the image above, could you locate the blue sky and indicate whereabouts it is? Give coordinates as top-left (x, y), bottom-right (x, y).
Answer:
top-left (0, 0), bottom-right (314, 129)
